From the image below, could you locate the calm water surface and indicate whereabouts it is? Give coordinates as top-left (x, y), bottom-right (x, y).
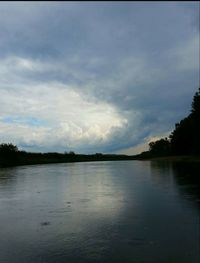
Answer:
top-left (0, 161), bottom-right (199, 263)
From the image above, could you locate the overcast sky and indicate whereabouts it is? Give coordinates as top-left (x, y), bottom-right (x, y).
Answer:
top-left (0, 2), bottom-right (199, 154)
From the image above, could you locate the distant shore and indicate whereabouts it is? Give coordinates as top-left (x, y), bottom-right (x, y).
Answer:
top-left (1, 143), bottom-right (200, 168)
top-left (1, 154), bottom-right (200, 168)
top-left (0, 152), bottom-right (137, 168)
top-left (143, 155), bottom-right (200, 162)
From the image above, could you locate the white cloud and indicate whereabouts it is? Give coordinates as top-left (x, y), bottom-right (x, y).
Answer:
top-left (0, 78), bottom-right (127, 151)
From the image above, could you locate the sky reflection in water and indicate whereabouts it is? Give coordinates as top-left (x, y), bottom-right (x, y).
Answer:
top-left (0, 161), bottom-right (199, 263)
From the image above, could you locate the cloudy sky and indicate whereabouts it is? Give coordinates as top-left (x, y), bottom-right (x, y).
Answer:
top-left (0, 2), bottom-right (199, 154)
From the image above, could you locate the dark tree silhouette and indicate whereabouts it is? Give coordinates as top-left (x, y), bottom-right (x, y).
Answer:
top-left (148, 88), bottom-right (200, 156)
top-left (0, 143), bottom-right (19, 166)
top-left (0, 143), bottom-right (18, 154)
top-left (191, 88), bottom-right (200, 116)
top-left (170, 88), bottom-right (200, 155)
top-left (149, 138), bottom-right (171, 156)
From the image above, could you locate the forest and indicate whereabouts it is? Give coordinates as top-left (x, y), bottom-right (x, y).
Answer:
top-left (141, 88), bottom-right (200, 158)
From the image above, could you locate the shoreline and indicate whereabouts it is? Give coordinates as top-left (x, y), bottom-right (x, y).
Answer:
top-left (1, 155), bottom-right (200, 168)
top-left (144, 155), bottom-right (200, 162)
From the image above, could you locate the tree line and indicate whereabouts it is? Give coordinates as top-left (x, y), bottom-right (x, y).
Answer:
top-left (147, 88), bottom-right (200, 157)
top-left (0, 143), bottom-right (136, 167)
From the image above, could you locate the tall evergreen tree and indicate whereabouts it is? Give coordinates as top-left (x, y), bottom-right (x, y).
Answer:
top-left (170, 88), bottom-right (200, 155)
top-left (149, 89), bottom-right (200, 156)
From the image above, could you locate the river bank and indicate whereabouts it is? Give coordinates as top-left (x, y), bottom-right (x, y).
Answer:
top-left (146, 155), bottom-right (200, 162)
top-left (0, 152), bottom-right (138, 168)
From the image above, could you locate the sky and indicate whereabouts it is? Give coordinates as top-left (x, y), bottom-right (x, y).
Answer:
top-left (0, 2), bottom-right (199, 154)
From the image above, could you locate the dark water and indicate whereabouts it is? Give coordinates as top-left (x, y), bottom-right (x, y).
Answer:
top-left (0, 161), bottom-right (199, 263)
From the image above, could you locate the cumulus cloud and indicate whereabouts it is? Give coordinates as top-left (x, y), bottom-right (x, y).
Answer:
top-left (0, 2), bottom-right (199, 153)
top-left (0, 78), bottom-right (128, 152)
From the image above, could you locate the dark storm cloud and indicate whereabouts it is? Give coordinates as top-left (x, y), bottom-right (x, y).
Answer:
top-left (0, 2), bottom-right (199, 153)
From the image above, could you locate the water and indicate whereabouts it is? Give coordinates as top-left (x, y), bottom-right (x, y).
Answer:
top-left (0, 161), bottom-right (199, 263)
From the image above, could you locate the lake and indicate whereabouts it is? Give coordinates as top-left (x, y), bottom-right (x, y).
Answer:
top-left (0, 161), bottom-right (199, 263)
